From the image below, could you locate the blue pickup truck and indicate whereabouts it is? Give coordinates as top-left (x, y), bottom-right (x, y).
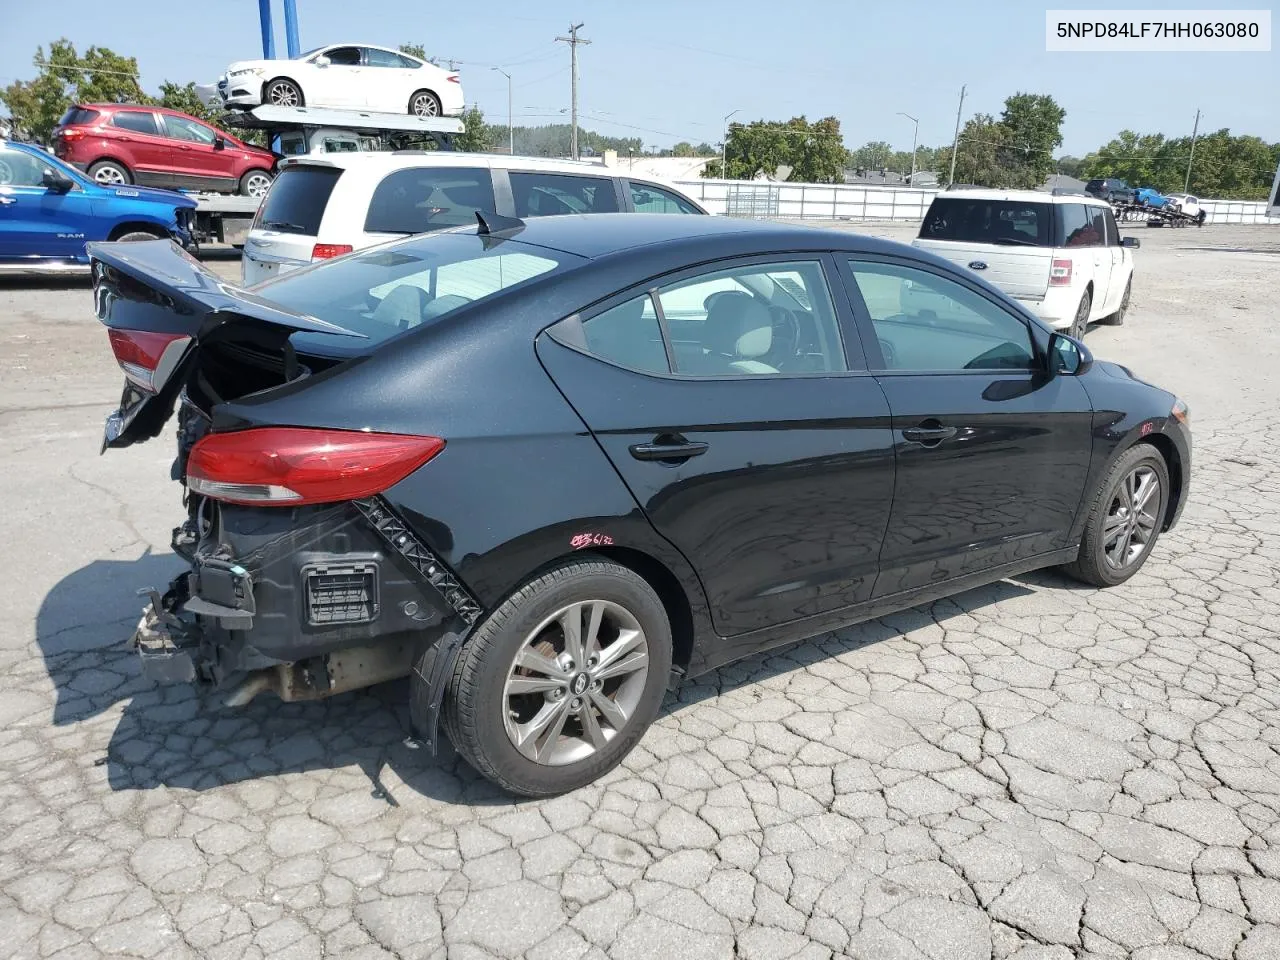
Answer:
top-left (0, 139), bottom-right (196, 275)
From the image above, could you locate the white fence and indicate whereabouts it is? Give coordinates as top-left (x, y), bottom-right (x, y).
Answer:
top-left (675, 178), bottom-right (1279, 226)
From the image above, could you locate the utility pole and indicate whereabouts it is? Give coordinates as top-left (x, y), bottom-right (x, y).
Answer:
top-left (492, 67), bottom-right (513, 154)
top-left (898, 111), bottom-right (919, 183)
top-left (556, 23), bottom-right (589, 159)
top-left (948, 84), bottom-right (966, 186)
top-left (1184, 108), bottom-right (1201, 192)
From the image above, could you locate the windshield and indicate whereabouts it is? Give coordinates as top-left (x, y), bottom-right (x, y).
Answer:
top-left (256, 232), bottom-right (584, 353)
top-left (295, 46), bottom-right (326, 59)
top-left (920, 197), bottom-right (1052, 246)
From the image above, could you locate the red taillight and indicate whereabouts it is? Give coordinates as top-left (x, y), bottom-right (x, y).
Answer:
top-left (1049, 258), bottom-right (1073, 286)
top-left (58, 128), bottom-right (87, 142)
top-left (311, 243), bottom-right (353, 260)
top-left (107, 329), bottom-right (191, 393)
top-left (447, 74), bottom-right (460, 84)
top-left (186, 428), bottom-right (445, 506)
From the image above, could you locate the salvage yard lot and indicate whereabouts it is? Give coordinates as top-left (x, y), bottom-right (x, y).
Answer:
top-left (2, 223), bottom-right (1279, 960)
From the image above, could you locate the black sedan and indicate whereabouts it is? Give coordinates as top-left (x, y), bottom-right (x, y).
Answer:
top-left (91, 213), bottom-right (1190, 796)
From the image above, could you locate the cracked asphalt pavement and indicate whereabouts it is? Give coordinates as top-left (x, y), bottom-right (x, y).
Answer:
top-left (2, 224), bottom-right (1280, 959)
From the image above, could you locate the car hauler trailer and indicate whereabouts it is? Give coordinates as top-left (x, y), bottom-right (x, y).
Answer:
top-left (185, 105), bottom-right (463, 246)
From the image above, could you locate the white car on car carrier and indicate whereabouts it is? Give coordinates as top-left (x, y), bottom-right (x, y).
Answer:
top-left (219, 43), bottom-right (464, 118)
top-left (913, 188), bottom-right (1140, 338)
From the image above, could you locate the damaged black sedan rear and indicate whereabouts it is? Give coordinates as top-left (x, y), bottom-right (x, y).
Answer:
top-left (93, 214), bottom-right (1190, 797)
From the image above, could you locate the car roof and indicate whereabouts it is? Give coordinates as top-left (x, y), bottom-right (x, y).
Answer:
top-left (450, 212), bottom-right (909, 260)
top-left (938, 188), bottom-right (1110, 207)
top-left (285, 152), bottom-right (627, 176)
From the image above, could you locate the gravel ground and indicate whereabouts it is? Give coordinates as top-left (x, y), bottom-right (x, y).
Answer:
top-left (2, 223), bottom-right (1279, 959)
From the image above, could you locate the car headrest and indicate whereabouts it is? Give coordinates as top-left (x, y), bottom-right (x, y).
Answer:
top-left (704, 292), bottom-right (772, 359)
top-left (372, 284), bottom-right (429, 329)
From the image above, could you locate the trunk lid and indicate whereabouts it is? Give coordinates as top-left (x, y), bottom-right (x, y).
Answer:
top-left (912, 238), bottom-right (1053, 300)
top-left (91, 238), bottom-right (363, 450)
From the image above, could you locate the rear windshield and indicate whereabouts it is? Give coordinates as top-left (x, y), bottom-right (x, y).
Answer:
top-left (59, 107), bottom-right (100, 126)
top-left (254, 165), bottom-right (344, 235)
top-left (256, 231), bottom-right (584, 352)
top-left (364, 166), bottom-right (496, 234)
top-left (919, 197), bottom-right (1052, 247)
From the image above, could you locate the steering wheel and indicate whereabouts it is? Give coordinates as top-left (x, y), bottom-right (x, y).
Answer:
top-left (768, 306), bottom-right (803, 362)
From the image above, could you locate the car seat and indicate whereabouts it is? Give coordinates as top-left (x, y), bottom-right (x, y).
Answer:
top-left (700, 293), bottom-right (778, 375)
top-left (372, 284), bottom-right (429, 330)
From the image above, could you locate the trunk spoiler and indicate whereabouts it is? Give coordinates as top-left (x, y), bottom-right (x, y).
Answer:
top-left (90, 239), bottom-right (365, 450)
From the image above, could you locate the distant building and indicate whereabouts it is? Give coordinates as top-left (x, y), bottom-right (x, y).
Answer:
top-left (597, 152), bottom-right (713, 181)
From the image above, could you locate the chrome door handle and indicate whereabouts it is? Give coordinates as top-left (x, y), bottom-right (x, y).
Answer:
top-left (0, 196), bottom-right (16, 205)
top-left (901, 422), bottom-right (957, 446)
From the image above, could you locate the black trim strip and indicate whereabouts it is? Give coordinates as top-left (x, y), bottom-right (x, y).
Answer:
top-left (353, 496), bottom-right (482, 625)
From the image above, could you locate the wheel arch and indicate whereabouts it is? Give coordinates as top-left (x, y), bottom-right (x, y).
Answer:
top-left (106, 220), bottom-right (168, 241)
top-left (587, 544), bottom-right (696, 675)
top-left (262, 76), bottom-right (304, 103)
top-left (1132, 434), bottom-right (1184, 531)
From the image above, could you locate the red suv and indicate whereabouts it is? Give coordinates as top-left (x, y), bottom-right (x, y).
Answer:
top-left (52, 104), bottom-right (277, 197)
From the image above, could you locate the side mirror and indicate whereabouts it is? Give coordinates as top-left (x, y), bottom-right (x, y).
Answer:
top-left (315, 55), bottom-right (331, 67)
top-left (1048, 332), bottom-right (1090, 376)
top-left (213, 136), bottom-right (227, 150)
top-left (41, 168), bottom-right (73, 193)
top-left (1122, 237), bottom-right (1141, 249)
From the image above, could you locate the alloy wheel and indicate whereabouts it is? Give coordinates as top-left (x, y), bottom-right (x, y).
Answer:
top-left (412, 94), bottom-right (440, 117)
top-left (268, 83), bottom-right (300, 107)
top-left (1102, 466), bottom-right (1161, 569)
top-left (94, 166), bottom-right (126, 185)
top-left (502, 599), bottom-right (649, 766)
top-left (245, 173), bottom-right (272, 198)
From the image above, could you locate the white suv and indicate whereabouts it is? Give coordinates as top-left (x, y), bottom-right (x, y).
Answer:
top-left (912, 189), bottom-right (1140, 337)
top-left (242, 153), bottom-right (707, 285)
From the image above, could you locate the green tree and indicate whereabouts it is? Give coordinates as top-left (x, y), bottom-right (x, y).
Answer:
top-left (1055, 155), bottom-right (1084, 178)
top-left (671, 141), bottom-right (696, 157)
top-left (158, 81), bottom-right (215, 124)
top-left (399, 43), bottom-right (427, 61)
top-left (455, 105), bottom-right (494, 152)
top-left (2, 39), bottom-right (153, 142)
top-left (939, 113), bottom-right (1003, 186)
top-left (997, 92), bottom-right (1065, 188)
top-left (704, 116), bottom-right (847, 182)
top-left (849, 140), bottom-right (893, 172)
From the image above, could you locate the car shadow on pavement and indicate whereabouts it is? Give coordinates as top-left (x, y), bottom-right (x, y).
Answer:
top-left (38, 554), bottom-right (1037, 805)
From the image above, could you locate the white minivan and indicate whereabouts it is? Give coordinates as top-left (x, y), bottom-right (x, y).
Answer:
top-left (912, 189), bottom-right (1140, 338)
top-left (242, 153), bottom-right (707, 285)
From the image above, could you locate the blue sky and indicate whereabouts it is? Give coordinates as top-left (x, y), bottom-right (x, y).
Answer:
top-left (1, 0), bottom-right (1274, 156)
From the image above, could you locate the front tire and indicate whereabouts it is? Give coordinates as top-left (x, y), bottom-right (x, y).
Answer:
top-left (409, 90), bottom-right (442, 117)
top-left (1069, 288), bottom-right (1092, 339)
top-left (440, 559), bottom-right (672, 797)
top-left (1099, 277), bottom-right (1131, 326)
top-left (88, 160), bottom-right (132, 186)
top-left (264, 78), bottom-right (304, 107)
top-left (1062, 444), bottom-right (1170, 587)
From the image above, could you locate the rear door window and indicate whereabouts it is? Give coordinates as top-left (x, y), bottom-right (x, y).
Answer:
top-left (510, 172), bottom-right (619, 217)
top-left (364, 167), bottom-right (496, 233)
top-left (1057, 203), bottom-right (1101, 247)
top-left (110, 111), bottom-right (160, 136)
top-left (254, 165), bottom-right (344, 235)
top-left (162, 115), bottom-right (217, 144)
top-left (628, 181), bottom-right (701, 214)
top-left (919, 198), bottom-right (1051, 246)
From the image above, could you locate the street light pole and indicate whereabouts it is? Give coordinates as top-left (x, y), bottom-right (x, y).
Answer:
top-left (491, 67), bottom-right (513, 154)
top-left (897, 111), bottom-right (919, 183)
top-left (721, 109), bottom-right (739, 179)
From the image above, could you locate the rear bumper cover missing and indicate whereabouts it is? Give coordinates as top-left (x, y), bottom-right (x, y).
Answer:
top-left (130, 494), bottom-right (482, 753)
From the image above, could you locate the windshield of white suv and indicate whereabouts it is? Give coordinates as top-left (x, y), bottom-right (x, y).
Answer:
top-left (920, 197), bottom-right (1052, 246)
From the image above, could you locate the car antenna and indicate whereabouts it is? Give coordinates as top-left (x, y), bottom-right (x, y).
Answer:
top-left (475, 210), bottom-right (525, 238)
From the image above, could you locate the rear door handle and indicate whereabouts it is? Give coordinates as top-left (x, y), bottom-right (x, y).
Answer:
top-left (629, 440), bottom-right (709, 462)
top-left (901, 423), bottom-right (957, 446)
top-left (0, 196), bottom-right (15, 205)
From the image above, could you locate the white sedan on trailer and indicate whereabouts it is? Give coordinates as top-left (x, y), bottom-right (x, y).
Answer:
top-left (218, 44), bottom-right (464, 118)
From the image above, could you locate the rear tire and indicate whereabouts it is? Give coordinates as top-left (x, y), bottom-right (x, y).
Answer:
top-left (238, 169), bottom-right (273, 198)
top-left (88, 160), bottom-right (132, 186)
top-left (1099, 278), bottom-right (1130, 326)
top-left (409, 90), bottom-right (442, 117)
top-left (1061, 444), bottom-right (1170, 588)
top-left (113, 230), bottom-right (164, 242)
top-left (440, 558), bottom-right (672, 797)
top-left (1069, 288), bottom-right (1092, 339)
